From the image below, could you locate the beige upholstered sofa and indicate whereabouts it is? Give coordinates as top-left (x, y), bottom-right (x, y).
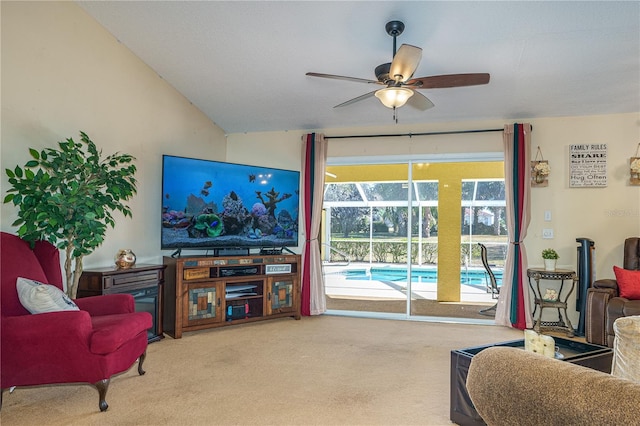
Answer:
top-left (466, 346), bottom-right (640, 426)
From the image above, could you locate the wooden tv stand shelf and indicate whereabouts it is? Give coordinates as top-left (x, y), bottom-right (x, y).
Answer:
top-left (163, 254), bottom-right (301, 338)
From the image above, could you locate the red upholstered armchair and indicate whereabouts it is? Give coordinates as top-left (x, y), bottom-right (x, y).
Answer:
top-left (0, 232), bottom-right (151, 412)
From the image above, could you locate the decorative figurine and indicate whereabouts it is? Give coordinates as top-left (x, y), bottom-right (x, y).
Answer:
top-left (115, 249), bottom-right (136, 269)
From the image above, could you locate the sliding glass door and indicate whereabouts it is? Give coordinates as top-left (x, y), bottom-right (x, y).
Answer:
top-left (322, 160), bottom-right (505, 320)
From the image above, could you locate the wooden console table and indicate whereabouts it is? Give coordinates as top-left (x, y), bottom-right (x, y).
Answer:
top-left (527, 268), bottom-right (576, 337)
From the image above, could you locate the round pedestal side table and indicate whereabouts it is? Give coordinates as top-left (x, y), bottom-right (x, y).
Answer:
top-left (527, 268), bottom-right (576, 337)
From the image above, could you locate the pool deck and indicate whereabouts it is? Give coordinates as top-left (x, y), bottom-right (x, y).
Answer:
top-left (323, 261), bottom-right (499, 304)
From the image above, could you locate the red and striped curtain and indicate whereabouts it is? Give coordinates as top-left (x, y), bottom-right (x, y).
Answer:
top-left (300, 133), bottom-right (327, 316)
top-left (495, 123), bottom-right (533, 329)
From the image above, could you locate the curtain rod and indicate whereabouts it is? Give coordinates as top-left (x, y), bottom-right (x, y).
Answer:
top-left (324, 127), bottom-right (529, 140)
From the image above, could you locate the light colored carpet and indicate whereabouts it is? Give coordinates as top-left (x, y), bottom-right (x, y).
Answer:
top-left (1, 315), bottom-right (523, 426)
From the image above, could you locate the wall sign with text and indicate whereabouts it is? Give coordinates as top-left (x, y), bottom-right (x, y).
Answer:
top-left (569, 144), bottom-right (607, 187)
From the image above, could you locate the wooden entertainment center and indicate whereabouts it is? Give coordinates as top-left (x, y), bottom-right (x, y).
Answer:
top-left (163, 253), bottom-right (301, 338)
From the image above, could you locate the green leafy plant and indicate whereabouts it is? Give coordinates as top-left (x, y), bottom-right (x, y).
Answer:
top-left (389, 242), bottom-right (406, 263)
top-left (4, 131), bottom-right (137, 298)
top-left (350, 241), bottom-right (369, 262)
top-left (372, 241), bottom-right (390, 262)
top-left (541, 248), bottom-right (559, 260)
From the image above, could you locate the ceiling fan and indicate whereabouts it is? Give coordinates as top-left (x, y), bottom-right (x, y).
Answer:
top-left (306, 21), bottom-right (490, 121)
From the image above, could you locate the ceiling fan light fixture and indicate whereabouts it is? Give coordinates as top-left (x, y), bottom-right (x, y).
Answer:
top-left (375, 87), bottom-right (414, 109)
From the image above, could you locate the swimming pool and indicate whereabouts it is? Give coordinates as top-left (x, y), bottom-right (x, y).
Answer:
top-left (344, 265), bottom-right (503, 287)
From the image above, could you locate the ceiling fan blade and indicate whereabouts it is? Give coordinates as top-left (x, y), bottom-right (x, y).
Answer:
top-left (407, 91), bottom-right (434, 111)
top-left (406, 73), bottom-right (490, 89)
top-left (388, 44), bottom-right (422, 83)
top-left (334, 90), bottom-right (378, 108)
top-left (306, 72), bottom-right (380, 85)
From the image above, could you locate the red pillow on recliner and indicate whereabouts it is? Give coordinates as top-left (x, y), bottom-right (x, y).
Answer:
top-left (614, 266), bottom-right (640, 300)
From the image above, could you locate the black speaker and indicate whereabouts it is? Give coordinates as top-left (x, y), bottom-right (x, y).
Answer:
top-left (576, 237), bottom-right (595, 336)
top-left (219, 266), bottom-right (259, 277)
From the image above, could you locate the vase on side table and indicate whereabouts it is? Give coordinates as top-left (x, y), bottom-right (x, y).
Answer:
top-left (544, 259), bottom-right (556, 271)
top-left (115, 249), bottom-right (136, 269)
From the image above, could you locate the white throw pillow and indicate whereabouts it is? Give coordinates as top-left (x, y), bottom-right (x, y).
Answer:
top-left (524, 329), bottom-right (556, 358)
top-left (612, 315), bottom-right (640, 383)
top-left (16, 277), bottom-right (79, 314)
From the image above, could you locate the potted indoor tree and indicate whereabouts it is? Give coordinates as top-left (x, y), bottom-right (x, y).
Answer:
top-left (541, 248), bottom-right (559, 271)
top-left (4, 131), bottom-right (137, 298)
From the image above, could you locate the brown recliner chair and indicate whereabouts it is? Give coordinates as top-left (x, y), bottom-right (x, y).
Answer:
top-left (586, 237), bottom-right (640, 347)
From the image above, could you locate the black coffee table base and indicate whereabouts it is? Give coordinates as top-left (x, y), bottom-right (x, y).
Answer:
top-left (449, 337), bottom-right (612, 426)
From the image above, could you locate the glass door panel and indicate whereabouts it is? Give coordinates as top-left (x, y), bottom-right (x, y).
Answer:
top-left (409, 164), bottom-right (506, 319)
top-left (323, 164), bottom-right (409, 315)
top-left (408, 169), bottom-right (438, 316)
top-left (461, 179), bottom-right (508, 307)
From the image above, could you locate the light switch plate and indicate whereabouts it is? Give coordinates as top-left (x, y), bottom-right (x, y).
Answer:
top-left (544, 210), bottom-right (552, 221)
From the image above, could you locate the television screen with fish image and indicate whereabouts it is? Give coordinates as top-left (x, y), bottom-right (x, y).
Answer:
top-left (161, 155), bottom-right (300, 253)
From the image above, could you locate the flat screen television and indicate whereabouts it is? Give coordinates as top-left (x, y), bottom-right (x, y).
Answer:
top-left (161, 155), bottom-right (300, 253)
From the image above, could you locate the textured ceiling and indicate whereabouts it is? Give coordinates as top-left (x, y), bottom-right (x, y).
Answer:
top-left (77, 1), bottom-right (640, 134)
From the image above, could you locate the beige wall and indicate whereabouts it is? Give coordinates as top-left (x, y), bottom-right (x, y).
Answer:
top-left (230, 116), bottom-right (639, 278)
top-left (229, 114), bottom-right (640, 324)
top-left (226, 131), bottom-right (302, 172)
top-left (1, 2), bottom-right (227, 268)
top-left (3, 2), bottom-right (639, 326)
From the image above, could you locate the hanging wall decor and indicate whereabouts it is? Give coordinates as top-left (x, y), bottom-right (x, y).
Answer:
top-left (569, 144), bottom-right (607, 188)
top-left (531, 146), bottom-right (549, 187)
top-left (630, 143), bottom-right (640, 186)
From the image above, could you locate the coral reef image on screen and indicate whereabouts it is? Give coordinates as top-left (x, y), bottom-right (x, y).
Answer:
top-left (162, 155), bottom-right (299, 250)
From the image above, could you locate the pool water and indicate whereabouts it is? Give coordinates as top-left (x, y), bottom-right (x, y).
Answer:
top-left (344, 266), bottom-right (503, 287)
